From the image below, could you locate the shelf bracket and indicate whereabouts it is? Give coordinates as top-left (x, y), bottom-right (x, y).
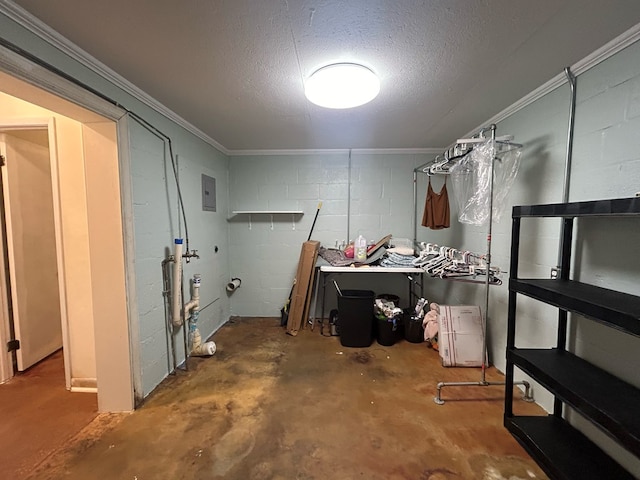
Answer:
top-left (248, 214), bottom-right (252, 230)
top-left (291, 213), bottom-right (296, 230)
top-left (270, 214), bottom-right (274, 231)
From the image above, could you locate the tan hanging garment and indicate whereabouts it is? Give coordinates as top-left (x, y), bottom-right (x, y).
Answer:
top-left (422, 177), bottom-right (450, 229)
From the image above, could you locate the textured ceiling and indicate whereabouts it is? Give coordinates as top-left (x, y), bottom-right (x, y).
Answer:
top-left (8, 0), bottom-right (640, 152)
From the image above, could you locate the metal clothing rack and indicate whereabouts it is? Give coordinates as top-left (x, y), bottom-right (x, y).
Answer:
top-left (413, 124), bottom-right (533, 405)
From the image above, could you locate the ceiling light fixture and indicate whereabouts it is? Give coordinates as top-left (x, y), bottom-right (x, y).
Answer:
top-left (305, 63), bottom-right (380, 109)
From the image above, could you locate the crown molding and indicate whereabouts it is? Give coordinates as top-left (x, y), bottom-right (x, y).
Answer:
top-left (229, 148), bottom-right (349, 157)
top-left (351, 147), bottom-right (442, 155)
top-left (228, 147), bottom-right (442, 157)
top-left (3, 2), bottom-right (639, 156)
top-left (1, 1), bottom-right (230, 155)
top-left (0, 42), bottom-right (125, 120)
top-left (462, 22), bottom-right (640, 140)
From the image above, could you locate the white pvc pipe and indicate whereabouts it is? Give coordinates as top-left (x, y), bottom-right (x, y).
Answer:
top-left (171, 239), bottom-right (184, 327)
top-left (192, 340), bottom-right (216, 356)
top-left (184, 273), bottom-right (200, 314)
top-left (185, 274), bottom-right (215, 356)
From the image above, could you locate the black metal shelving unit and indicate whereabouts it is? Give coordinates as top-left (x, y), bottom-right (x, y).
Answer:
top-left (505, 197), bottom-right (640, 480)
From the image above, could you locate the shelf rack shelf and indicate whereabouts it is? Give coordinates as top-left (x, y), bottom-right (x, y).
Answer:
top-left (506, 416), bottom-right (634, 480)
top-left (510, 279), bottom-right (640, 336)
top-left (505, 197), bottom-right (640, 479)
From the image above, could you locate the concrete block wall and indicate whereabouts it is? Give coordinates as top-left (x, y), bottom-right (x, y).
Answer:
top-left (227, 152), bottom-right (435, 317)
top-left (4, 19), bottom-right (640, 472)
top-left (129, 121), bottom-right (177, 397)
top-left (413, 39), bottom-right (640, 475)
top-left (563, 41), bottom-right (640, 380)
top-left (127, 33), bottom-right (640, 471)
top-left (560, 43), bottom-right (640, 475)
top-left (129, 120), bottom-right (230, 397)
top-left (0, 9), bottom-right (235, 403)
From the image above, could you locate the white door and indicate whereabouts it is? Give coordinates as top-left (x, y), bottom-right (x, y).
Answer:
top-left (0, 130), bottom-right (62, 371)
top-left (0, 144), bottom-right (12, 383)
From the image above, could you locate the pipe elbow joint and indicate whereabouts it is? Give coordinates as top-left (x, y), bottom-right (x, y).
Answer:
top-left (184, 300), bottom-right (199, 314)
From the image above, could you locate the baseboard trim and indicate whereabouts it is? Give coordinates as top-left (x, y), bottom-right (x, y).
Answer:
top-left (71, 377), bottom-right (98, 391)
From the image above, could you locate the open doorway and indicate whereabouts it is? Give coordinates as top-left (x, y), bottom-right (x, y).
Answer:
top-left (0, 127), bottom-right (63, 374)
top-left (0, 42), bottom-right (137, 414)
top-left (0, 51), bottom-right (137, 473)
top-left (0, 109), bottom-right (94, 393)
top-left (0, 121), bottom-right (99, 477)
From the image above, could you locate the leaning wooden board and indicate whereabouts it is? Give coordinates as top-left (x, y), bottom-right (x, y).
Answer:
top-left (286, 240), bottom-right (320, 335)
top-left (301, 261), bottom-right (318, 331)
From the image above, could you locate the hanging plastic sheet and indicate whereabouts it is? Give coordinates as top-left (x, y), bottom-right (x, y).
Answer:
top-left (449, 139), bottom-right (522, 226)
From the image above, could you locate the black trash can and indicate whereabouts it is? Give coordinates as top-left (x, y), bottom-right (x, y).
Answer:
top-left (337, 289), bottom-right (375, 347)
top-left (376, 315), bottom-right (400, 346)
top-left (404, 310), bottom-right (424, 343)
top-left (376, 294), bottom-right (403, 338)
top-left (376, 293), bottom-right (400, 304)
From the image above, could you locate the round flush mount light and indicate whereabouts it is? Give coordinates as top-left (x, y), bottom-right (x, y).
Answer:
top-left (304, 63), bottom-right (380, 109)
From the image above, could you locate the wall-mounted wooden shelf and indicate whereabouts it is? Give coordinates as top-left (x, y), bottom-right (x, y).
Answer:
top-left (231, 210), bottom-right (304, 215)
top-left (228, 211), bottom-right (304, 230)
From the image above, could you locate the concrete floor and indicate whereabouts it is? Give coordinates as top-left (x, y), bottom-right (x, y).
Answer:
top-left (25, 317), bottom-right (548, 480)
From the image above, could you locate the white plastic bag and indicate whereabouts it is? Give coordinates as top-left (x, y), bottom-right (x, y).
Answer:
top-left (449, 139), bottom-right (521, 226)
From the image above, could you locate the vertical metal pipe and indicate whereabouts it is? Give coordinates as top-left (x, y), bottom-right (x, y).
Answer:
top-left (347, 149), bottom-right (352, 243)
top-left (413, 169), bottom-right (418, 247)
top-left (561, 67), bottom-right (576, 203)
top-left (552, 68), bottom-right (577, 411)
top-left (161, 258), bottom-right (177, 373)
top-left (557, 67), bottom-right (577, 267)
top-left (480, 124), bottom-right (497, 383)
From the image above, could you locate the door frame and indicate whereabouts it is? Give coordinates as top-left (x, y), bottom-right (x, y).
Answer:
top-left (0, 118), bottom-right (70, 386)
top-left (0, 137), bottom-right (12, 384)
top-left (0, 43), bottom-right (138, 411)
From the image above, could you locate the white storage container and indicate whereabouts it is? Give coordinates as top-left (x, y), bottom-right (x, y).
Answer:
top-left (437, 305), bottom-right (486, 367)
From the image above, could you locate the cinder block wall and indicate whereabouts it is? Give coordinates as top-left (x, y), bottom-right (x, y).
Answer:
top-left (0, 10), bottom-right (235, 401)
top-left (227, 38), bottom-right (640, 475)
top-left (129, 120), bottom-right (230, 397)
top-left (423, 41), bottom-right (640, 475)
top-left (227, 152), bottom-right (438, 317)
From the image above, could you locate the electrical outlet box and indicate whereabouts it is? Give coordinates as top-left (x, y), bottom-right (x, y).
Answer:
top-left (202, 174), bottom-right (216, 212)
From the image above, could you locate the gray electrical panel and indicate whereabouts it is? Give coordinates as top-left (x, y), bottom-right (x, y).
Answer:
top-left (201, 174), bottom-right (216, 212)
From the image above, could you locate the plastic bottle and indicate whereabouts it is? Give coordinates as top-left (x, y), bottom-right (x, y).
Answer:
top-left (355, 234), bottom-right (367, 261)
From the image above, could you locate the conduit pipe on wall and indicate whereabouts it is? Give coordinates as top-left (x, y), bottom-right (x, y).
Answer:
top-left (346, 149), bottom-right (352, 243)
top-left (561, 67), bottom-right (576, 205)
top-left (557, 67), bottom-right (577, 269)
top-left (161, 257), bottom-right (178, 372)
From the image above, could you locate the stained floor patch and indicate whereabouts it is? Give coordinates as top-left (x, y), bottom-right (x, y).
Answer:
top-left (25, 317), bottom-right (549, 480)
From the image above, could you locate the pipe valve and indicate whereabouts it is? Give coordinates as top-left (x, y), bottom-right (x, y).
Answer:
top-left (183, 249), bottom-right (200, 263)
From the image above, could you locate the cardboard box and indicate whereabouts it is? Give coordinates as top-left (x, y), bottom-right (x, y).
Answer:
top-left (437, 305), bottom-right (485, 367)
